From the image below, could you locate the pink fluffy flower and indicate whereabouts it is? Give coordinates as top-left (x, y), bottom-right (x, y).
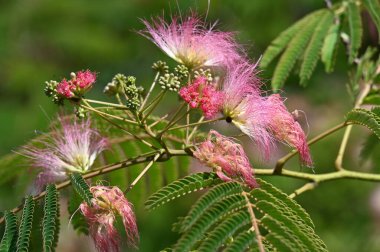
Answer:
top-left (265, 94), bottom-right (313, 167)
top-left (80, 186), bottom-right (139, 252)
top-left (193, 130), bottom-right (258, 189)
top-left (141, 14), bottom-right (243, 69)
top-left (179, 76), bottom-right (224, 118)
top-left (57, 70), bottom-right (97, 98)
top-left (222, 62), bottom-right (275, 159)
top-left (22, 117), bottom-right (107, 189)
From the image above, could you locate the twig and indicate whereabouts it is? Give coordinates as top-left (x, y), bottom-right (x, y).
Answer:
top-left (289, 182), bottom-right (318, 198)
top-left (167, 117), bottom-right (224, 131)
top-left (125, 151), bottom-right (163, 193)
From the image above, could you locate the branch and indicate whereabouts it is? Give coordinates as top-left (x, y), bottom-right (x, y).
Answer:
top-left (0, 149), bottom-right (187, 224)
top-left (289, 182), bottom-right (318, 199)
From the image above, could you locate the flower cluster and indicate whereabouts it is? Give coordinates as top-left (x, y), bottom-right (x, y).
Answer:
top-left (57, 70), bottom-right (96, 98)
top-left (143, 14), bottom-right (313, 166)
top-left (23, 117), bottom-right (107, 190)
top-left (80, 186), bottom-right (139, 252)
top-left (44, 70), bottom-right (96, 104)
top-left (193, 130), bottom-right (258, 189)
top-left (179, 76), bottom-right (224, 118)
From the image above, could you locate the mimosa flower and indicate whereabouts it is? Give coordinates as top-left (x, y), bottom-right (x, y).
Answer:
top-left (222, 62), bottom-right (275, 159)
top-left (265, 94), bottom-right (313, 167)
top-left (179, 76), bottom-right (224, 118)
top-left (23, 117), bottom-right (107, 189)
top-left (80, 186), bottom-right (139, 252)
top-left (193, 130), bottom-right (258, 189)
top-left (141, 14), bottom-right (243, 69)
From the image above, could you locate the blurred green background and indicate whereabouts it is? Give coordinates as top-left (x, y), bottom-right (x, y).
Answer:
top-left (1, 0), bottom-right (380, 251)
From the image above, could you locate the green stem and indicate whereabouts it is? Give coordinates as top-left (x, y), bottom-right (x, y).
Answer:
top-left (141, 90), bottom-right (166, 122)
top-left (125, 151), bottom-right (164, 193)
top-left (335, 83), bottom-right (371, 170)
top-left (81, 104), bottom-right (138, 125)
top-left (274, 122), bottom-right (347, 174)
top-left (168, 117), bottom-right (225, 131)
top-left (140, 72), bottom-right (160, 111)
top-left (289, 182), bottom-right (318, 198)
top-left (84, 99), bottom-right (127, 109)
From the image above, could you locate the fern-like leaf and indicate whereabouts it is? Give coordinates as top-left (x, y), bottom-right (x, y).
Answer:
top-left (197, 211), bottom-right (250, 252)
top-left (347, 1), bottom-right (363, 63)
top-left (16, 196), bottom-right (35, 252)
top-left (363, 0), bottom-right (380, 43)
top-left (170, 175), bottom-right (327, 252)
top-left (145, 172), bottom-right (221, 211)
top-left (69, 173), bottom-right (93, 206)
top-left (321, 21), bottom-right (341, 73)
top-left (300, 11), bottom-right (334, 85)
top-left (260, 9), bottom-right (325, 69)
top-left (346, 108), bottom-right (380, 139)
top-left (271, 10), bottom-right (325, 90)
top-left (42, 184), bottom-right (60, 252)
top-left (0, 211), bottom-right (18, 252)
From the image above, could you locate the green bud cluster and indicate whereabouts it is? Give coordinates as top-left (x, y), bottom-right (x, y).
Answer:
top-left (75, 106), bottom-right (86, 118)
top-left (174, 65), bottom-right (189, 81)
top-left (159, 73), bottom-right (181, 92)
top-left (44, 80), bottom-right (63, 105)
top-left (123, 76), bottom-right (140, 110)
top-left (152, 60), bottom-right (169, 74)
top-left (194, 68), bottom-right (213, 83)
top-left (104, 73), bottom-right (128, 96)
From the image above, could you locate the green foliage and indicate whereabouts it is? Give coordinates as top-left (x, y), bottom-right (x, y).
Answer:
top-left (363, 0), bottom-right (380, 42)
top-left (300, 11), bottom-right (334, 85)
top-left (42, 185), bottom-right (60, 252)
top-left (271, 10), bottom-right (325, 90)
top-left (164, 175), bottom-right (327, 252)
top-left (68, 188), bottom-right (89, 235)
top-left (347, 1), bottom-right (363, 63)
top-left (16, 196), bottom-right (35, 252)
top-left (346, 108), bottom-right (380, 139)
top-left (321, 22), bottom-right (340, 73)
top-left (145, 172), bottom-right (221, 211)
top-left (0, 211), bottom-right (17, 252)
top-left (259, 10), bottom-right (323, 69)
top-left (69, 173), bottom-right (93, 207)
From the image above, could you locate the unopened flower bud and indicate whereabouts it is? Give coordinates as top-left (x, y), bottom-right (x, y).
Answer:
top-left (152, 60), bottom-right (169, 74)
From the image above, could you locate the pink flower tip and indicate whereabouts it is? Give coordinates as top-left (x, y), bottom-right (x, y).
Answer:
top-left (80, 186), bottom-right (139, 252)
top-left (266, 94), bottom-right (313, 167)
top-left (179, 77), bottom-right (224, 118)
top-left (193, 130), bottom-right (258, 189)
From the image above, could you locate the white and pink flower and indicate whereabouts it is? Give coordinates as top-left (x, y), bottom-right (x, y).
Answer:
top-left (141, 14), bottom-right (243, 69)
top-left (23, 117), bottom-right (107, 189)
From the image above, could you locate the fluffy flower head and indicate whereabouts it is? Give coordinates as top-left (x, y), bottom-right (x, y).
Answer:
top-left (141, 14), bottom-right (243, 69)
top-left (179, 76), bottom-right (224, 118)
top-left (23, 117), bottom-right (107, 189)
top-left (57, 70), bottom-right (96, 98)
top-left (193, 130), bottom-right (258, 189)
top-left (80, 186), bottom-right (139, 252)
top-left (222, 63), bottom-right (275, 158)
